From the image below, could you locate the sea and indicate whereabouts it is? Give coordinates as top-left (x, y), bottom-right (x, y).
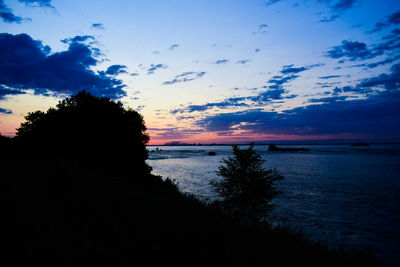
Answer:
top-left (147, 144), bottom-right (400, 266)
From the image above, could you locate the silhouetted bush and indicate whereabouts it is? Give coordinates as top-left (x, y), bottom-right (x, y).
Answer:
top-left (15, 91), bottom-right (150, 175)
top-left (210, 143), bottom-right (283, 224)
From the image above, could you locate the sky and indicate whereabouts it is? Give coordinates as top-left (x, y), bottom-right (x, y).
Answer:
top-left (0, 0), bottom-right (399, 145)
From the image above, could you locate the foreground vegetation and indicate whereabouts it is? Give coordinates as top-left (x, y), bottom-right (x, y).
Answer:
top-left (0, 92), bottom-right (377, 266)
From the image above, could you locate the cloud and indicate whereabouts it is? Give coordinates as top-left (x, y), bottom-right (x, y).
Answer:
top-left (326, 40), bottom-right (377, 61)
top-left (318, 14), bottom-right (339, 23)
top-left (237, 59), bottom-right (251, 64)
top-left (268, 75), bottom-right (299, 85)
top-left (0, 0), bottom-right (23, 23)
top-left (0, 107), bottom-right (12, 114)
top-left (105, 65), bottom-right (127, 75)
top-left (197, 89), bottom-right (400, 138)
top-left (319, 75), bottom-right (343, 79)
top-left (18, 0), bottom-right (53, 8)
top-left (0, 0), bottom-right (53, 23)
top-left (265, 0), bottom-right (283, 6)
top-left (357, 63), bottom-right (400, 91)
top-left (61, 35), bottom-right (95, 44)
top-left (332, 0), bottom-right (357, 11)
top-left (171, 96), bottom-right (248, 114)
top-left (149, 127), bottom-right (204, 140)
top-left (147, 64), bottom-right (167, 74)
top-left (329, 31), bottom-right (400, 65)
top-left (308, 96), bottom-right (348, 103)
top-left (368, 10), bottom-right (400, 33)
top-left (258, 24), bottom-right (268, 33)
top-left (176, 63), bottom-right (400, 139)
top-left (163, 71), bottom-right (205, 85)
top-left (0, 33), bottom-right (126, 99)
top-left (169, 44), bottom-right (179, 50)
top-left (280, 64), bottom-right (308, 74)
top-left (215, 59), bottom-right (229, 64)
top-left (0, 85), bottom-right (25, 100)
top-left (91, 23), bottom-right (104, 30)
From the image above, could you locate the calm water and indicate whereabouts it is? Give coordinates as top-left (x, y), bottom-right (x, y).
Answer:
top-left (147, 144), bottom-right (400, 266)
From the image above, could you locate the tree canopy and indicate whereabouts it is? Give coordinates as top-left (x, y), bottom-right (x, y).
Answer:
top-left (210, 144), bottom-right (283, 224)
top-left (16, 91), bottom-right (150, 174)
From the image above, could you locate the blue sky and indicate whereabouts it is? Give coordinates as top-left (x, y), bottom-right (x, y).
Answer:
top-left (0, 0), bottom-right (399, 144)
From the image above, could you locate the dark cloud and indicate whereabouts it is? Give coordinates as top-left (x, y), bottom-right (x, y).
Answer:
top-left (0, 107), bottom-right (12, 114)
top-left (332, 32), bottom-right (399, 66)
top-left (0, 33), bottom-right (126, 99)
top-left (197, 89), bottom-right (400, 138)
top-left (368, 10), bottom-right (400, 33)
top-left (215, 59), bottom-right (229, 64)
top-left (326, 40), bottom-right (377, 61)
top-left (237, 59), bottom-right (251, 64)
top-left (249, 88), bottom-right (297, 103)
top-left (0, 0), bottom-right (23, 23)
top-left (91, 23), bottom-right (104, 30)
top-left (308, 96), bottom-right (348, 103)
top-left (179, 63), bottom-right (400, 139)
top-left (0, 0), bottom-right (53, 23)
top-left (163, 71), bottom-right (205, 85)
top-left (147, 64), bottom-right (167, 74)
top-left (171, 97), bottom-right (248, 114)
top-left (0, 85), bottom-right (25, 100)
top-left (281, 64), bottom-right (308, 74)
top-left (105, 65), bottom-right (127, 75)
top-left (319, 75), bottom-right (342, 79)
top-left (61, 35), bottom-right (95, 44)
top-left (318, 14), bottom-right (339, 23)
top-left (169, 44), bottom-right (179, 50)
top-left (332, 0), bottom-right (357, 11)
top-left (357, 63), bottom-right (400, 91)
top-left (268, 75), bottom-right (299, 85)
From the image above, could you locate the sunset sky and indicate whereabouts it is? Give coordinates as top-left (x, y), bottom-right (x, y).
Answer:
top-left (1, 0), bottom-right (399, 144)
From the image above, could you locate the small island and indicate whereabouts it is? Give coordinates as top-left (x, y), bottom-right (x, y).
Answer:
top-left (268, 144), bottom-right (310, 152)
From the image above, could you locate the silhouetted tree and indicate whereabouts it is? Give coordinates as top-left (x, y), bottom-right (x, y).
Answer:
top-left (210, 144), bottom-right (283, 224)
top-left (16, 91), bottom-right (150, 175)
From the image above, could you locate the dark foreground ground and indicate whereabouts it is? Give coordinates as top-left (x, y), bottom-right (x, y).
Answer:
top-left (1, 145), bottom-right (377, 266)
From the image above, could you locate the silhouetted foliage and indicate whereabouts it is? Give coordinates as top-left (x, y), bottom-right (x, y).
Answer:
top-left (15, 91), bottom-right (150, 174)
top-left (210, 144), bottom-right (283, 224)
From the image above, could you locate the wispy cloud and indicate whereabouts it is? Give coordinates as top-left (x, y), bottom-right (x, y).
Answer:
top-left (331, 0), bottom-right (357, 11)
top-left (318, 75), bottom-right (343, 79)
top-left (0, 107), bottom-right (12, 114)
top-left (91, 23), bottom-right (104, 30)
top-left (258, 24), bottom-right (268, 33)
top-left (169, 44), bottom-right (179, 50)
top-left (237, 59), bottom-right (251, 64)
top-left (147, 64), bottom-right (167, 74)
top-left (367, 10), bottom-right (400, 33)
top-left (318, 14), bottom-right (339, 23)
top-left (215, 59), bottom-right (229, 64)
top-left (163, 71), bottom-right (205, 85)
